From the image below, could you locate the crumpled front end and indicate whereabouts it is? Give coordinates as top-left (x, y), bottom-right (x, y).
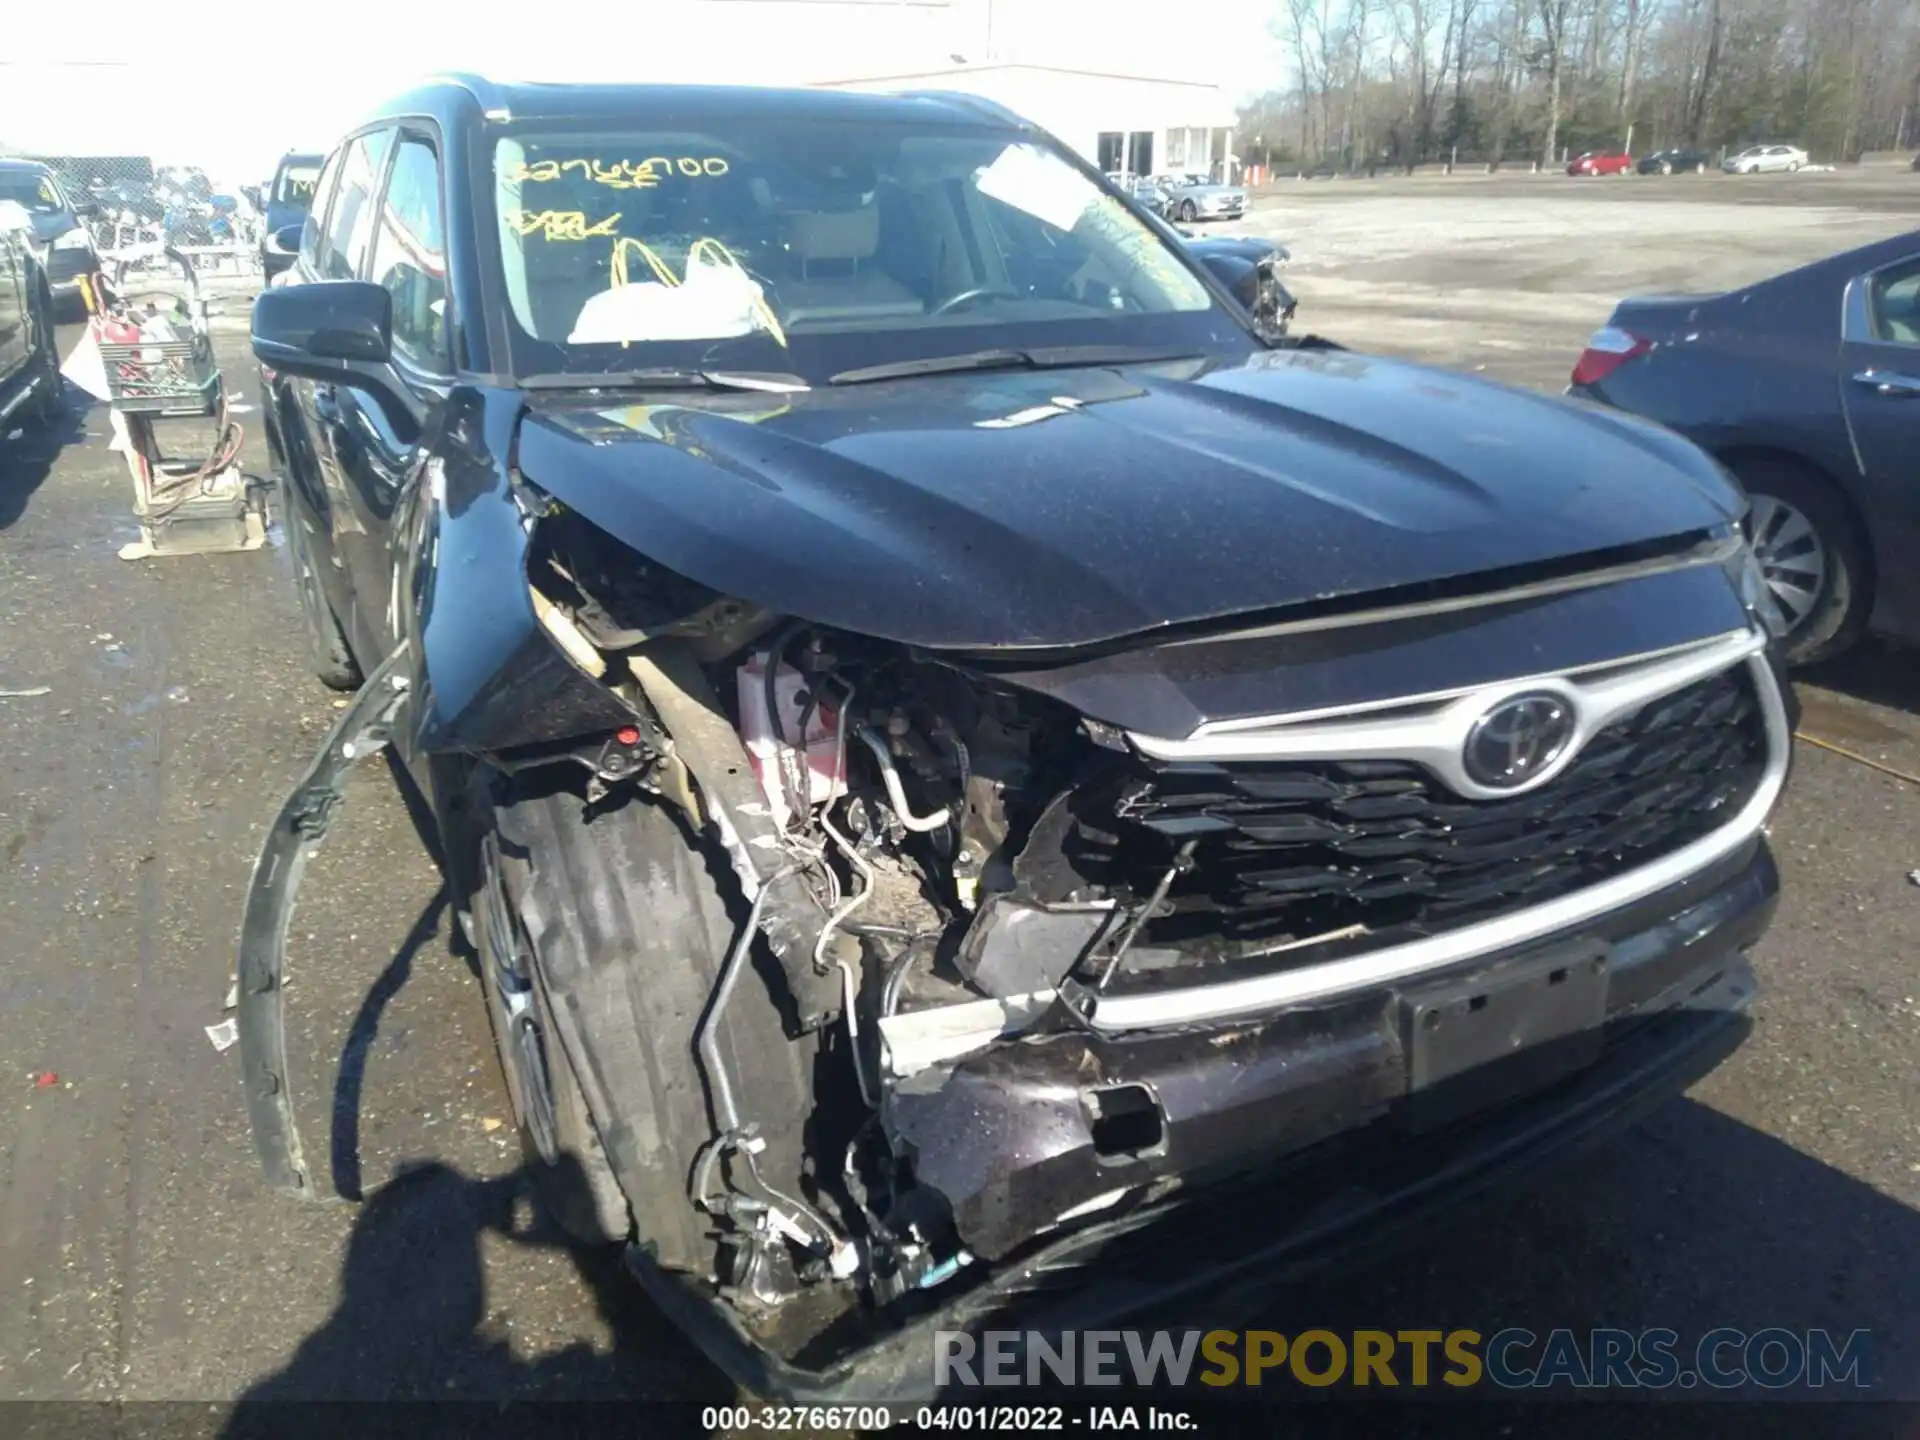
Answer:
top-left (495, 478), bottom-right (1789, 1378)
top-left (238, 378), bottom-right (1793, 1396)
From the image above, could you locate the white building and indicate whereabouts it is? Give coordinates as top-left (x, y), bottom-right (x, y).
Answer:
top-left (816, 62), bottom-right (1240, 181)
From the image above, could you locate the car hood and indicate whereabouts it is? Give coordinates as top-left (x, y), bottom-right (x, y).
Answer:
top-left (516, 348), bottom-right (1743, 652)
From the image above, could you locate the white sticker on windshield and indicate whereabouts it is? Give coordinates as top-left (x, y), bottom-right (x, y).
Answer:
top-left (569, 251), bottom-right (772, 344)
top-left (975, 144), bottom-right (1097, 232)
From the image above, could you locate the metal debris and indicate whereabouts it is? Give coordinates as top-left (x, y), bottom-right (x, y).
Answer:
top-left (205, 1019), bottom-right (239, 1053)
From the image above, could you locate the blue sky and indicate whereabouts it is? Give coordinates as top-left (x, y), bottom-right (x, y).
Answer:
top-left (2, 0), bottom-right (1288, 185)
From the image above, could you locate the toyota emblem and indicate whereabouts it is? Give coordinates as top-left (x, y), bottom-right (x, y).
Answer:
top-left (1462, 693), bottom-right (1577, 790)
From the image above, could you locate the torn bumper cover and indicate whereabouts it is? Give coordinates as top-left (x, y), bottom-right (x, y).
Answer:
top-left (236, 648), bottom-right (413, 1196)
top-left (636, 840), bottom-right (1773, 1402)
top-left (885, 838), bottom-right (1776, 1263)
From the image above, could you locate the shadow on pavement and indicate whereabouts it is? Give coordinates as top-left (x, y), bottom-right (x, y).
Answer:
top-left (0, 382), bottom-right (88, 530)
top-left (1800, 637), bottom-right (1920, 719)
top-left (219, 1097), bottom-right (1920, 1430)
top-left (329, 888), bottom-right (451, 1202)
top-left (220, 1158), bottom-right (727, 1420)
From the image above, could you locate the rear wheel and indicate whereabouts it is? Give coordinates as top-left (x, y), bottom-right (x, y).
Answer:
top-left (284, 511), bottom-right (361, 691)
top-left (1179, 199), bottom-right (1198, 222)
top-left (1732, 455), bottom-right (1871, 664)
top-left (1788, 160), bottom-right (1802, 172)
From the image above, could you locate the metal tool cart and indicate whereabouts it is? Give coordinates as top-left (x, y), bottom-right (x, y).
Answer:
top-left (91, 252), bottom-right (269, 559)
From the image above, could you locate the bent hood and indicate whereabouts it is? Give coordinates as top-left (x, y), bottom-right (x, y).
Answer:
top-left (517, 348), bottom-right (1742, 651)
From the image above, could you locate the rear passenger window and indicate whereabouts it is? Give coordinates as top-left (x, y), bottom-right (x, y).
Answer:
top-left (1868, 259), bottom-right (1920, 346)
top-left (369, 138), bottom-right (451, 371)
top-left (319, 130), bottom-right (393, 281)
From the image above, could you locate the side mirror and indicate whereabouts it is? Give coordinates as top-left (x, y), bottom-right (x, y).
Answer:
top-left (254, 280), bottom-right (392, 366)
top-left (253, 281), bottom-right (418, 426)
top-left (266, 223), bottom-right (303, 258)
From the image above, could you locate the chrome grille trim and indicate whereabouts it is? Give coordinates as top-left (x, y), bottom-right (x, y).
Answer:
top-left (1086, 638), bottom-right (1787, 1032)
top-left (1126, 627), bottom-right (1764, 802)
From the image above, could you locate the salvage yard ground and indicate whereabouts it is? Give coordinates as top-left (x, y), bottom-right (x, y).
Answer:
top-left (1, 172), bottom-right (1917, 1420)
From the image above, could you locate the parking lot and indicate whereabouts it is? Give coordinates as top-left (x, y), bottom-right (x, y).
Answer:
top-left (3, 171), bottom-right (1918, 1416)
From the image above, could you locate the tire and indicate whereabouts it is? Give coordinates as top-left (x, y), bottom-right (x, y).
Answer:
top-left (1660, 163), bottom-right (1674, 175)
top-left (479, 782), bottom-right (817, 1270)
top-left (1179, 200), bottom-right (1197, 222)
top-left (1788, 160), bottom-right (1801, 172)
top-left (26, 281), bottom-right (65, 430)
top-left (474, 814), bottom-right (632, 1246)
top-left (1730, 455), bottom-right (1871, 664)
top-left (284, 510), bottom-right (361, 691)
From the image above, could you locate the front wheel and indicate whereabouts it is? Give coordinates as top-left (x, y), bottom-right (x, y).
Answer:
top-left (474, 811), bottom-right (633, 1246)
top-left (27, 282), bottom-right (65, 429)
top-left (284, 511), bottom-right (362, 691)
top-left (1660, 163), bottom-right (1674, 175)
top-left (1179, 200), bottom-right (1197, 222)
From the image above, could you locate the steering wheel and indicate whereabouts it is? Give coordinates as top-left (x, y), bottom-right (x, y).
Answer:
top-left (930, 284), bottom-right (1019, 317)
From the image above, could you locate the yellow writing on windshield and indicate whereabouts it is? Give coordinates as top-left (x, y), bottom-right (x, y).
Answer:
top-left (509, 210), bottom-right (622, 241)
top-left (503, 156), bottom-right (731, 190)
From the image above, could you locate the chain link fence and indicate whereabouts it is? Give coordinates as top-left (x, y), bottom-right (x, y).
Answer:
top-left (34, 153), bottom-right (263, 283)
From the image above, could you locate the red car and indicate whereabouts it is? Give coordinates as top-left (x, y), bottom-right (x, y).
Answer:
top-left (1567, 150), bottom-right (1634, 176)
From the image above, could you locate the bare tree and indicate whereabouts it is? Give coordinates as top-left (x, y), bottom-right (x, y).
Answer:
top-left (1535, 0), bottom-right (1575, 165)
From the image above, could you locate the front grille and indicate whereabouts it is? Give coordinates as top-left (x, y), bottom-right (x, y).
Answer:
top-left (1071, 666), bottom-right (1767, 951)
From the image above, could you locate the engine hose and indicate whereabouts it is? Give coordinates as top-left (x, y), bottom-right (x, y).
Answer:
top-left (855, 727), bottom-right (953, 833)
top-left (693, 863), bottom-right (797, 1138)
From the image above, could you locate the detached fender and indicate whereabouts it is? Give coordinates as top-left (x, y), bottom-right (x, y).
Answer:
top-left (406, 387), bottom-right (635, 757)
top-left (236, 648), bottom-right (412, 1196)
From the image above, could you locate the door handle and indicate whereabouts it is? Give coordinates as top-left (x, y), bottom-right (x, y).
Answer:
top-left (1851, 370), bottom-right (1920, 398)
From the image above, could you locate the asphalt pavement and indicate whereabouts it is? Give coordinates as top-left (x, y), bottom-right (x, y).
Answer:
top-left (2, 181), bottom-right (1918, 1425)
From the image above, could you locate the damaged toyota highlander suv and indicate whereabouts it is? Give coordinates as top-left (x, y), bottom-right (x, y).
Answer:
top-left (245, 76), bottom-right (1794, 1397)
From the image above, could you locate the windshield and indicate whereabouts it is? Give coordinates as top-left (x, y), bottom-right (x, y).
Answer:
top-left (274, 163), bottom-right (321, 207)
top-left (0, 172), bottom-right (62, 213)
top-left (491, 119), bottom-right (1245, 383)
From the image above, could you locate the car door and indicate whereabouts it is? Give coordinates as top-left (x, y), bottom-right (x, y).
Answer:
top-left (0, 221), bottom-right (26, 385)
top-left (271, 146), bottom-right (360, 637)
top-left (1840, 251), bottom-right (1920, 638)
top-left (328, 129), bottom-right (452, 664)
top-left (284, 128), bottom-right (395, 659)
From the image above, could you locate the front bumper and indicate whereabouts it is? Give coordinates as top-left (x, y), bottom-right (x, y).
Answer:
top-left (633, 836), bottom-right (1776, 1401)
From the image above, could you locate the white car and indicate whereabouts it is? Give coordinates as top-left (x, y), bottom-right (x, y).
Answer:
top-left (1722, 144), bottom-right (1808, 174)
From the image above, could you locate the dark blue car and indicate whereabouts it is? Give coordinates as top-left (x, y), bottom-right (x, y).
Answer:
top-left (260, 151), bottom-right (323, 279)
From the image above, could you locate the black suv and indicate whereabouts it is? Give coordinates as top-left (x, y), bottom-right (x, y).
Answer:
top-left (0, 198), bottom-right (64, 436)
top-left (249, 76), bottom-right (1793, 1397)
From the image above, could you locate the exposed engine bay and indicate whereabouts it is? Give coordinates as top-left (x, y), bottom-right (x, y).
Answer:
top-left (523, 500), bottom-right (1219, 1320)
top-left (506, 483), bottom-right (1783, 1360)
